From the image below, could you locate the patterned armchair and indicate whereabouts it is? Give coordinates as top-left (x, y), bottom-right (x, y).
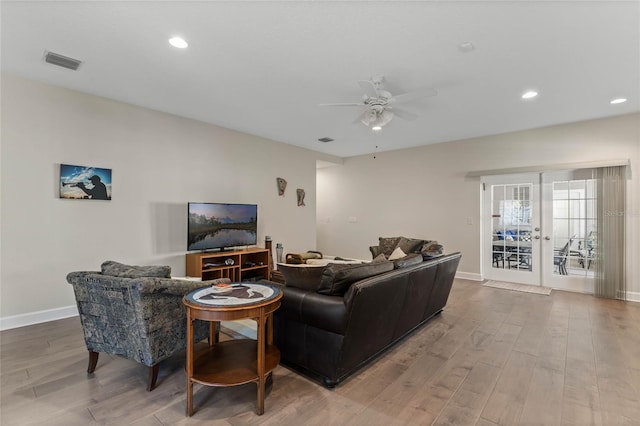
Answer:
top-left (66, 261), bottom-right (228, 391)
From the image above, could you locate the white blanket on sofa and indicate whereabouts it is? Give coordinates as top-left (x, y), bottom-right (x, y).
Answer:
top-left (279, 256), bottom-right (367, 267)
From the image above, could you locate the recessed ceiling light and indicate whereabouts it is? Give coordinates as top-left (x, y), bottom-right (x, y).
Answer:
top-left (610, 98), bottom-right (627, 105)
top-left (169, 37), bottom-right (188, 49)
top-left (521, 90), bottom-right (538, 100)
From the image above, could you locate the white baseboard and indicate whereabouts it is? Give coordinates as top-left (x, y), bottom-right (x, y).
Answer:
top-left (624, 291), bottom-right (640, 303)
top-left (0, 305), bottom-right (78, 331)
top-left (455, 271), bottom-right (483, 281)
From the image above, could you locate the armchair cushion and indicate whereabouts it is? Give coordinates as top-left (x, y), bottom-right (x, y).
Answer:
top-left (101, 260), bottom-right (171, 278)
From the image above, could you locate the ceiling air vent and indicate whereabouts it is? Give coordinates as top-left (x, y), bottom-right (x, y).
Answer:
top-left (318, 137), bottom-right (334, 143)
top-left (44, 51), bottom-right (82, 70)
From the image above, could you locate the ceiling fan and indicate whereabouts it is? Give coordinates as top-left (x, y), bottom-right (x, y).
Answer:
top-left (320, 76), bottom-right (437, 131)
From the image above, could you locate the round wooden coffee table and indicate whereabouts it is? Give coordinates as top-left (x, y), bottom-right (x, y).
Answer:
top-left (183, 283), bottom-right (282, 416)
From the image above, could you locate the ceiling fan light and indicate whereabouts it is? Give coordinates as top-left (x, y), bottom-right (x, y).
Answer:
top-left (372, 114), bottom-right (384, 128)
top-left (380, 110), bottom-right (393, 126)
top-left (361, 109), bottom-right (378, 126)
top-left (372, 125), bottom-right (382, 131)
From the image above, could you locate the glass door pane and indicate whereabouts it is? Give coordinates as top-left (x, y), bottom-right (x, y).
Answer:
top-left (491, 184), bottom-right (533, 271)
top-left (551, 179), bottom-right (596, 277)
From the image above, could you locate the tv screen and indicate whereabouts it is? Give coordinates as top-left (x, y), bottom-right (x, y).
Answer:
top-left (188, 202), bottom-right (258, 251)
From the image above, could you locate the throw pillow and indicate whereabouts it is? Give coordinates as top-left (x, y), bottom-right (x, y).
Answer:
top-left (420, 242), bottom-right (444, 259)
top-left (378, 237), bottom-right (402, 256)
top-left (420, 240), bottom-right (439, 252)
top-left (101, 260), bottom-right (171, 278)
top-left (372, 253), bottom-right (388, 262)
top-left (277, 264), bottom-right (326, 291)
top-left (317, 260), bottom-right (394, 296)
top-left (397, 237), bottom-right (425, 254)
top-left (388, 246), bottom-right (407, 260)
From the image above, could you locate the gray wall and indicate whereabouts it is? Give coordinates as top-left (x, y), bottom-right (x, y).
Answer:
top-left (0, 74), bottom-right (336, 325)
top-left (317, 113), bottom-right (640, 297)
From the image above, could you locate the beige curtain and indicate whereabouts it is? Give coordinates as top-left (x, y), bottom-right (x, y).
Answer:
top-left (594, 166), bottom-right (626, 299)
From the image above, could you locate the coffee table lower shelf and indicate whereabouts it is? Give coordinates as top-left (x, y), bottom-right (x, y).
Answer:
top-left (191, 339), bottom-right (280, 386)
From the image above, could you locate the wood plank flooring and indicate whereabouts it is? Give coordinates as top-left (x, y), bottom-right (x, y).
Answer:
top-left (2, 279), bottom-right (639, 425)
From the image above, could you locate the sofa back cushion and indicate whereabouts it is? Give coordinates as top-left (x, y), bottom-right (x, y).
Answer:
top-left (317, 261), bottom-right (394, 296)
top-left (278, 264), bottom-right (326, 291)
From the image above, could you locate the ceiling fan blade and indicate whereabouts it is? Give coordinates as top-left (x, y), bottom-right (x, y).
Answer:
top-left (319, 102), bottom-right (365, 107)
top-left (388, 87), bottom-right (437, 104)
top-left (358, 80), bottom-right (379, 98)
top-left (390, 107), bottom-right (419, 121)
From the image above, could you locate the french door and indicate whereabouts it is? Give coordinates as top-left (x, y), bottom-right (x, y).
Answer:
top-left (483, 171), bottom-right (595, 291)
top-left (541, 170), bottom-right (595, 293)
top-left (483, 174), bottom-right (541, 286)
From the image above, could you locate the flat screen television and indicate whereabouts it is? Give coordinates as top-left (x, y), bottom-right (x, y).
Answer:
top-left (187, 202), bottom-right (258, 251)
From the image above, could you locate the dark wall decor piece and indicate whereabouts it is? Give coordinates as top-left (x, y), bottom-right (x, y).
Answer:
top-left (297, 188), bottom-right (306, 206)
top-left (276, 177), bottom-right (287, 196)
top-left (60, 164), bottom-right (112, 200)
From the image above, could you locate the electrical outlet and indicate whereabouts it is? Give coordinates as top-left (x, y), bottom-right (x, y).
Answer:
top-left (348, 216), bottom-right (357, 223)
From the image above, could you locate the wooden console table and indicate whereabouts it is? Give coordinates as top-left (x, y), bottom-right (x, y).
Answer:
top-left (185, 248), bottom-right (271, 282)
top-left (183, 283), bottom-right (282, 416)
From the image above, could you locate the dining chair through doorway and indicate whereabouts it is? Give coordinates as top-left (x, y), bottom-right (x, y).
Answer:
top-left (554, 235), bottom-right (575, 275)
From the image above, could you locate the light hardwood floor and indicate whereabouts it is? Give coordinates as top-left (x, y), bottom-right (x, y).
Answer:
top-left (2, 279), bottom-right (639, 425)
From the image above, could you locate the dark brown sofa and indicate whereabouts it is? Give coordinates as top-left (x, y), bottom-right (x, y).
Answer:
top-left (269, 252), bottom-right (461, 388)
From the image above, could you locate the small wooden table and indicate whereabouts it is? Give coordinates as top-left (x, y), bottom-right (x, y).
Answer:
top-left (183, 283), bottom-right (282, 416)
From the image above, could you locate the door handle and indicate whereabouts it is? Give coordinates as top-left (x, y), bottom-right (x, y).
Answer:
top-left (544, 236), bottom-right (551, 240)
top-left (534, 235), bottom-right (540, 239)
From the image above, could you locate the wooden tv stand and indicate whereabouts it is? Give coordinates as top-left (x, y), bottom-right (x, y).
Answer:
top-left (185, 248), bottom-right (270, 282)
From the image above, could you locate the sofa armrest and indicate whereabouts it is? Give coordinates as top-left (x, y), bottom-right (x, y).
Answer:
top-left (276, 286), bottom-right (347, 335)
top-left (136, 277), bottom-right (231, 296)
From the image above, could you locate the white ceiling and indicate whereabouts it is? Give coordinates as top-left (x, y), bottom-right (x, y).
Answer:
top-left (2, 1), bottom-right (638, 158)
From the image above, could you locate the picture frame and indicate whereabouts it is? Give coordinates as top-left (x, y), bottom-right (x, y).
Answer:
top-left (59, 163), bottom-right (112, 200)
